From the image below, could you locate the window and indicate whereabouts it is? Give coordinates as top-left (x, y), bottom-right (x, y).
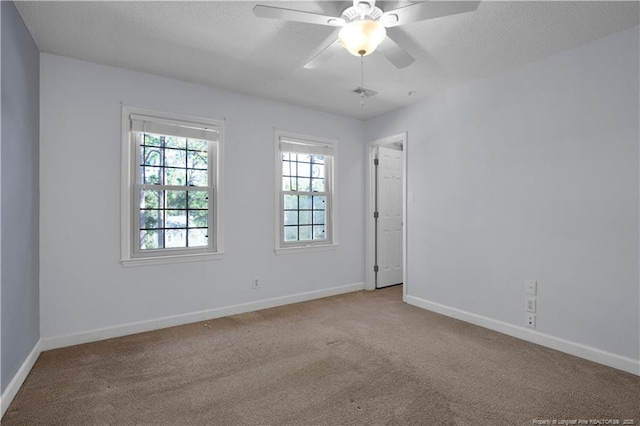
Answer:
top-left (275, 130), bottom-right (337, 252)
top-left (121, 107), bottom-right (224, 265)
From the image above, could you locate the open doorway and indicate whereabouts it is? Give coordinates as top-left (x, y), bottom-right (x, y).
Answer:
top-left (365, 133), bottom-right (407, 301)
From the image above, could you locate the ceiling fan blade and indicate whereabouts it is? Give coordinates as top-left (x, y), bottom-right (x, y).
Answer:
top-left (304, 39), bottom-right (343, 69)
top-left (381, 1), bottom-right (480, 27)
top-left (253, 5), bottom-right (345, 27)
top-left (376, 36), bottom-right (415, 69)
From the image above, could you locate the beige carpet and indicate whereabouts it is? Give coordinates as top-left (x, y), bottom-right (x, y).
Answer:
top-left (3, 286), bottom-right (639, 425)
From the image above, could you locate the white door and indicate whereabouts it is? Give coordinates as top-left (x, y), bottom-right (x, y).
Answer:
top-left (376, 146), bottom-right (403, 288)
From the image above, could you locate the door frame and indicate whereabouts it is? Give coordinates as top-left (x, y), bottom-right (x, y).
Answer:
top-left (365, 132), bottom-right (408, 301)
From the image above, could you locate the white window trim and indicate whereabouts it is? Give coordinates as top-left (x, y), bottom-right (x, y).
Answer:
top-left (274, 129), bottom-right (339, 255)
top-left (120, 106), bottom-right (225, 267)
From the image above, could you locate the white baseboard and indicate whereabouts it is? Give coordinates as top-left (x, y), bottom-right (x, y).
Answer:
top-left (5, 286), bottom-right (635, 419)
top-left (41, 282), bottom-right (364, 351)
top-left (1, 339), bottom-right (42, 418)
top-left (406, 295), bottom-right (639, 376)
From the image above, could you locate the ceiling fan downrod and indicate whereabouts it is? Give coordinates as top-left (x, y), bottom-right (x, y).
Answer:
top-left (360, 54), bottom-right (365, 107)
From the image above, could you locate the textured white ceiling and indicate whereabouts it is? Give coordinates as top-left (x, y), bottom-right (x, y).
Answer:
top-left (14, 1), bottom-right (640, 120)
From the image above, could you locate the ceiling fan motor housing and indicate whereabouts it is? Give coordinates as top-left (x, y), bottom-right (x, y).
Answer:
top-left (341, 5), bottom-right (383, 23)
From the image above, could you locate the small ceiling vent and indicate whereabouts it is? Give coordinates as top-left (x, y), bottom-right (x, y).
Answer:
top-left (353, 87), bottom-right (377, 97)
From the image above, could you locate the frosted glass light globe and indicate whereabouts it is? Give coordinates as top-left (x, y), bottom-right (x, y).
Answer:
top-left (338, 20), bottom-right (386, 57)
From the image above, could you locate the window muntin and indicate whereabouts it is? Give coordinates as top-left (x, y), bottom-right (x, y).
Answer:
top-left (277, 132), bottom-right (336, 250)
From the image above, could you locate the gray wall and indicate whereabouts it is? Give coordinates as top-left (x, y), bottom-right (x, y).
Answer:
top-left (1, 0), bottom-right (40, 393)
top-left (365, 25), bottom-right (640, 361)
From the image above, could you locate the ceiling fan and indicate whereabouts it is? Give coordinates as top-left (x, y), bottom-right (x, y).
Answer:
top-left (253, 0), bottom-right (480, 69)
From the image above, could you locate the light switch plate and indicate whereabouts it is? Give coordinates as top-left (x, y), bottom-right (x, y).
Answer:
top-left (525, 280), bottom-right (537, 295)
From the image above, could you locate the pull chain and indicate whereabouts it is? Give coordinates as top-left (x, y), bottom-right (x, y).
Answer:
top-left (360, 53), bottom-right (365, 107)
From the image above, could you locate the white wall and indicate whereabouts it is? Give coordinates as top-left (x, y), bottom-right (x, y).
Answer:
top-left (40, 54), bottom-right (365, 343)
top-left (365, 26), bottom-right (640, 363)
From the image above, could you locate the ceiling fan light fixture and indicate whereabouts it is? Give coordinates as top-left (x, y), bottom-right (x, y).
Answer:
top-left (338, 20), bottom-right (386, 57)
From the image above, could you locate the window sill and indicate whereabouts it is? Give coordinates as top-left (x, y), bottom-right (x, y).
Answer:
top-left (274, 244), bottom-right (338, 255)
top-left (121, 251), bottom-right (225, 267)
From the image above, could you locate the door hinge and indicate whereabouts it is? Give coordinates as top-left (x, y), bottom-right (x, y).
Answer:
top-left (373, 265), bottom-right (379, 273)
top-left (373, 158), bottom-right (379, 166)
top-left (373, 211), bottom-right (379, 219)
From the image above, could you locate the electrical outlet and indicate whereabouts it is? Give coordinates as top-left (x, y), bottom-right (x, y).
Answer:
top-left (525, 280), bottom-right (537, 295)
top-left (252, 278), bottom-right (259, 289)
top-left (525, 313), bottom-right (536, 328)
top-left (525, 297), bottom-right (536, 313)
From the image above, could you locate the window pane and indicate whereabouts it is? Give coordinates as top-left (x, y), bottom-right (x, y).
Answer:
top-left (143, 147), bottom-right (161, 166)
top-left (188, 229), bottom-right (208, 247)
top-left (140, 190), bottom-right (162, 209)
top-left (313, 155), bottom-right (325, 165)
top-left (282, 161), bottom-right (291, 176)
top-left (313, 211), bottom-right (325, 225)
top-left (297, 159), bottom-right (311, 177)
top-left (166, 229), bottom-right (187, 248)
top-left (298, 159), bottom-right (311, 177)
top-left (165, 148), bottom-right (186, 168)
top-left (284, 226), bottom-right (298, 242)
top-left (284, 194), bottom-right (298, 210)
top-left (313, 225), bottom-right (325, 239)
top-left (144, 134), bottom-right (162, 147)
top-left (166, 190), bottom-right (187, 209)
top-left (299, 211), bottom-right (312, 225)
top-left (283, 176), bottom-right (296, 191)
top-left (188, 139), bottom-right (207, 151)
top-left (165, 136), bottom-right (187, 149)
top-left (187, 150), bottom-right (207, 170)
top-left (165, 168), bottom-right (186, 186)
top-left (140, 209), bottom-right (162, 230)
top-left (313, 196), bottom-right (325, 210)
top-left (188, 210), bottom-right (208, 228)
top-left (188, 191), bottom-right (208, 209)
top-left (187, 169), bottom-right (208, 186)
top-left (140, 230), bottom-right (163, 250)
top-left (311, 178), bottom-right (325, 192)
top-left (299, 195), bottom-right (312, 209)
top-left (299, 226), bottom-right (312, 241)
top-left (312, 164), bottom-right (324, 178)
top-left (284, 211), bottom-right (298, 226)
top-left (166, 210), bottom-right (186, 228)
top-left (143, 166), bottom-right (162, 185)
top-left (297, 178), bottom-right (311, 192)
